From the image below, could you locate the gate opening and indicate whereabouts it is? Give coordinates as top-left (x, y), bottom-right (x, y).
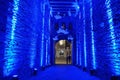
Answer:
top-left (55, 40), bottom-right (72, 64)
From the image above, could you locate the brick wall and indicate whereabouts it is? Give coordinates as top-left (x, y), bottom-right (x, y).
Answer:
top-left (0, 0), bottom-right (9, 79)
top-left (92, 1), bottom-right (111, 79)
top-left (0, 0), bottom-right (45, 80)
top-left (92, 0), bottom-right (120, 79)
top-left (76, 0), bottom-right (120, 79)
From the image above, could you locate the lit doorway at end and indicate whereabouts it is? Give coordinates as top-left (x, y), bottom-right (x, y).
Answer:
top-left (55, 40), bottom-right (72, 64)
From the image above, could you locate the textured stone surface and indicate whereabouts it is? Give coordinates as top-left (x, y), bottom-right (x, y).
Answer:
top-left (0, 0), bottom-right (50, 80)
top-left (92, 0), bottom-right (120, 79)
top-left (76, 0), bottom-right (120, 80)
top-left (0, 0), bottom-right (9, 79)
top-left (0, 0), bottom-right (119, 80)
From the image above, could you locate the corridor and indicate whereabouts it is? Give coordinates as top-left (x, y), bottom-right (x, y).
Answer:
top-left (29, 65), bottom-right (100, 80)
top-left (0, 0), bottom-right (120, 80)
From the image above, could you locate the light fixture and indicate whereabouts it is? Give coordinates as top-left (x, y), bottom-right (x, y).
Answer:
top-left (32, 68), bottom-right (37, 76)
top-left (12, 75), bottom-right (19, 80)
top-left (59, 40), bottom-right (64, 45)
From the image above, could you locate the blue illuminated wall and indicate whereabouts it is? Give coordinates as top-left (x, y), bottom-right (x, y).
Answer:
top-left (40, 2), bottom-right (51, 67)
top-left (92, 0), bottom-right (120, 79)
top-left (76, 0), bottom-right (94, 70)
top-left (83, 0), bottom-right (96, 70)
top-left (0, 0), bottom-right (52, 79)
top-left (75, 0), bottom-right (120, 79)
top-left (4, 0), bottom-right (20, 77)
top-left (0, 0), bottom-right (120, 80)
top-left (110, 0), bottom-right (120, 76)
top-left (0, 0), bottom-right (9, 79)
top-left (84, 0), bottom-right (92, 69)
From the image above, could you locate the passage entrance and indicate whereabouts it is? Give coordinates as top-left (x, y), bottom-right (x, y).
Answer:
top-left (55, 40), bottom-right (72, 64)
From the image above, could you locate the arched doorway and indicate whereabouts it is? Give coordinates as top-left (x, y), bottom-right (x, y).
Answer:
top-left (55, 40), bottom-right (72, 64)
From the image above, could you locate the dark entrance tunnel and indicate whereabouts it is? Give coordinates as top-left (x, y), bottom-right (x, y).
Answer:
top-left (0, 0), bottom-right (120, 80)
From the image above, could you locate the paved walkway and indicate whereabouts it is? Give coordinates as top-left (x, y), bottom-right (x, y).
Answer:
top-left (29, 65), bottom-right (100, 80)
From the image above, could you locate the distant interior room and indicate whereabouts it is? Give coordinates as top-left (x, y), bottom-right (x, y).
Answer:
top-left (55, 40), bottom-right (72, 64)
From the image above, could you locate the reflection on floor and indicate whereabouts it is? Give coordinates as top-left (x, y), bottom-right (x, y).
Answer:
top-left (29, 65), bottom-right (100, 80)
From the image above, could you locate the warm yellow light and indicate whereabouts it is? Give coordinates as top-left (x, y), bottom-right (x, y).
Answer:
top-left (59, 40), bottom-right (64, 45)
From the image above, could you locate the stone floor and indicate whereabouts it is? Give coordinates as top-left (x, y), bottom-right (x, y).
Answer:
top-left (29, 65), bottom-right (100, 80)
top-left (55, 57), bottom-right (70, 64)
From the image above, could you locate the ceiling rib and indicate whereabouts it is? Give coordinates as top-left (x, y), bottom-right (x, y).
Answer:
top-left (50, 1), bottom-right (76, 4)
top-left (51, 5), bottom-right (74, 7)
top-left (52, 8), bottom-right (75, 11)
top-left (49, 0), bottom-right (77, 16)
top-left (52, 7), bottom-right (75, 9)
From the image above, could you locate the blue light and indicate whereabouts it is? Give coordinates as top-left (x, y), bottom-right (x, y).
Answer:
top-left (40, 3), bottom-right (45, 66)
top-left (105, 0), bottom-right (120, 75)
top-left (83, 0), bottom-right (87, 67)
top-left (45, 40), bottom-right (48, 65)
top-left (30, 38), bottom-right (36, 68)
top-left (11, 0), bottom-right (19, 40)
top-left (50, 7), bottom-right (53, 17)
top-left (57, 27), bottom-right (69, 34)
top-left (105, 0), bottom-right (116, 49)
top-left (48, 54), bottom-right (50, 65)
top-left (79, 46), bottom-right (82, 65)
top-left (76, 33), bottom-right (81, 65)
top-left (4, 0), bottom-right (20, 76)
top-left (78, 36), bottom-right (82, 66)
top-left (90, 0), bottom-right (96, 69)
top-left (73, 3), bottom-right (79, 10)
top-left (76, 41), bottom-right (79, 65)
top-left (40, 17), bottom-right (45, 67)
top-left (49, 14), bottom-right (51, 31)
top-left (47, 41), bottom-right (50, 66)
top-left (47, 11), bottom-right (51, 65)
